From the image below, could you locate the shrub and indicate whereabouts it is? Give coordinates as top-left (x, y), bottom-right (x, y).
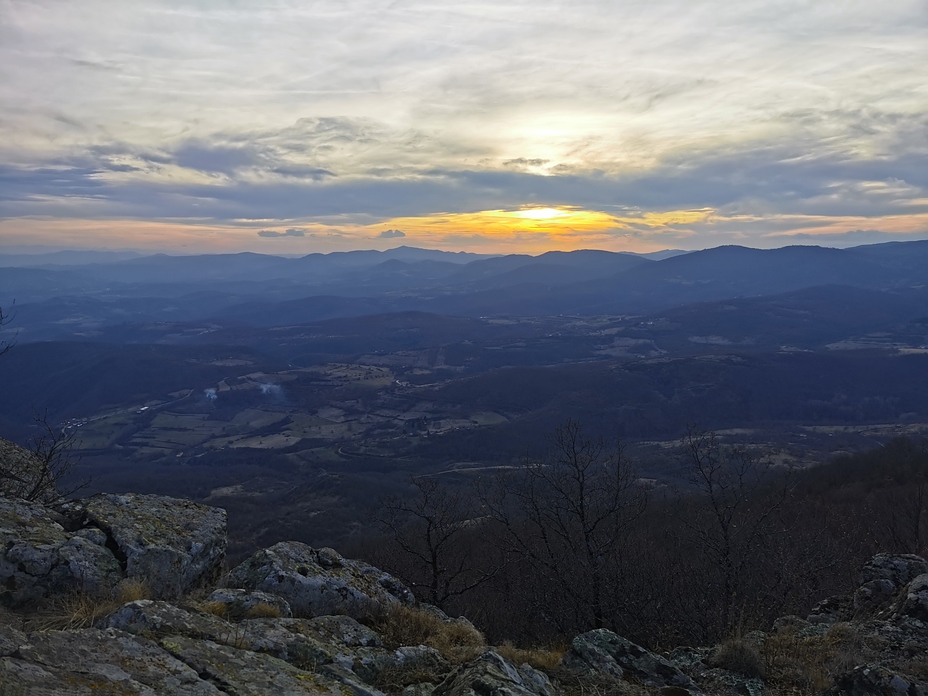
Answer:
top-left (709, 637), bottom-right (766, 679)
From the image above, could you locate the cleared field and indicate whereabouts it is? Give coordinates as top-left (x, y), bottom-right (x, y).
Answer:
top-left (471, 411), bottom-right (508, 426)
top-left (150, 412), bottom-right (212, 429)
top-left (300, 363), bottom-right (394, 386)
top-left (132, 412), bottom-right (229, 449)
top-left (802, 422), bottom-right (928, 437)
top-left (289, 413), bottom-right (336, 428)
top-left (230, 409), bottom-right (289, 429)
top-left (227, 433), bottom-right (303, 449)
top-left (76, 415), bottom-right (137, 449)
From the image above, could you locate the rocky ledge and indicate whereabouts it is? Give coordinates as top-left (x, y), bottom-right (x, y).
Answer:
top-left (1, 491), bottom-right (927, 695)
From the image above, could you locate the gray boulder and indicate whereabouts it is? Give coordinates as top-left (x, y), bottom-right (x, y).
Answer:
top-left (103, 597), bottom-right (431, 688)
top-left (205, 587), bottom-right (293, 618)
top-left (160, 634), bottom-right (351, 695)
top-left (829, 664), bottom-right (928, 696)
top-left (893, 573), bottom-right (928, 622)
top-left (83, 493), bottom-right (227, 599)
top-left (104, 599), bottom-right (233, 641)
top-left (854, 553), bottom-right (928, 616)
top-left (0, 494), bottom-right (121, 606)
top-left (223, 542), bottom-right (413, 620)
top-left (433, 650), bottom-right (553, 696)
top-left (9, 627), bottom-right (222, 694)
top-left (563, 628), bottom-right (700, 691)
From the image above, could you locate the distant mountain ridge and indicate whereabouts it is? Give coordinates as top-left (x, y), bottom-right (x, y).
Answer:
top-left (3, 240), bottom-right (928, 338)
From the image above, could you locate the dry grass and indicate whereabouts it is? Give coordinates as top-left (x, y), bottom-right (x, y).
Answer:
top-left (375, 663), bottom-right (447, 694)
top-left (373, 604), bottom-right (485, 664)
top-left (200, 600), bottom-right (229, 618)
top-left (495, 641), bottom-right (566, 672)
top-left (244, 602), bottom-right (282, 619)
top-left (709, 637), bottom-right (765, 679)
top-left (551, 669), bottom-right (651, 696)
top-left (115, 578), bottom-right (150, 603)
top-left (197, 599), bottom-right (282, 620)
top-left (29, 592), bottom-right (123, 631)
top-left (24, 580), bottom-right (151, 632)
top-left (762, 622), bottom-right (864, 695)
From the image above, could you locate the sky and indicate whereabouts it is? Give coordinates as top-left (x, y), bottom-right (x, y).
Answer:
top-left (2, 1), bottom-right (927, 255)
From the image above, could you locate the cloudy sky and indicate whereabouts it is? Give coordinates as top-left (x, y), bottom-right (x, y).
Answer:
top-left (2, 1), bottom-right (927, 254)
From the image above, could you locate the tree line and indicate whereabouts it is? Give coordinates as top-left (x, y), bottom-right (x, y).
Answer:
top-left (355, 422), bottom-right (928, 648)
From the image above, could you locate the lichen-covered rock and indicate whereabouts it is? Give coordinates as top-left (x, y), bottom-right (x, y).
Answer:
top-left (233, 615), bottom-right (422, 684)
top-left (104, 598), bottom-right (401, 682)
top-left (223, 541), bottom-right (413, 620)
top-left (563, 628), bottom-right (700, 692)
top-left (829, 664), bottom-right (928, 696)
top-left (11, 627), bottom-right (222, 694)
top-left (307, 614), bottom-right (384, 648)
top-left (433, 650), bottom-right (553, 696)
top-left (234, 617), bottom-right (368, 671)
top-left (104, 599), bottom-right (233, 641)
top-left (160, 634), bottom-right (349, 695)
top-left (206, 587), bottom-right (293, 618)
top-left (808, 595), bottom-right (853, 624)
top-left (0, 494), bottom-right (121, 606)
top-left (854, 554), bottom-right (928, 616)
top-left (84, 492), bottom-right (227, 599)
top-left (0, 623), bottom-right (27, 656)
top-left (321, 662), bottom-right (389, 696)
top-left (893, 573), bottom-right (928, 622)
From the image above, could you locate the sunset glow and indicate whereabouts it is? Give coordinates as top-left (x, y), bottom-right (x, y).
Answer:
top-left (1, 1), bottom-right (926, 254)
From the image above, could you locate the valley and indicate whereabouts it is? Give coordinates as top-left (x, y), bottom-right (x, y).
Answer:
top-left (2, 242), bottom-right (928, 557)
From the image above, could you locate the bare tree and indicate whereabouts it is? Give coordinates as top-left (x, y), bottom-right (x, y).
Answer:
top-left (881, 439), bottom-right (928, 556)
top-left (480, 420), bottom-right (648, 634)
top-left (677, 426), bottom-right (795, 636)
top-left (0, 410), bottom-right (88, 504)
top-left (0, 302), bottom-right (15, 357)
top-left (379, 476), bottom-right (502, 609)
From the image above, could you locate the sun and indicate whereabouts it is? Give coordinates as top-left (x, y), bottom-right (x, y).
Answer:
top-left (516, 207), bottom-right (567, 220)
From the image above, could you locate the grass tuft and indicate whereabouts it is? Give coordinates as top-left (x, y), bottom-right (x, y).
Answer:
top-left (709, 637), bottom-right (766, 679)
top-left (200, 600), bottom-right (229, 618)
top-left (244, 602), bottom-right (282, 619)
top-left (762, 622), bottom-right (864, 695)
top-left (372, 604), bottom-right (485, 664)
top-left (29, 592), bottom-right (123, 631)
top-left (115, 578), bottom-right (151, 603)
top-left (495, 641), bottom-right (566, 672)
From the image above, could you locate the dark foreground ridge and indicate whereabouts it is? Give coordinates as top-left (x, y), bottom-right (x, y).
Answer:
top-left (1, 479), bottom-right (927, 694)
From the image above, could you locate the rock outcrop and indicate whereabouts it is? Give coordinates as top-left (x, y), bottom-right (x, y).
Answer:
top-left (82, 492), bottom-right (227, 598)
top-left (0, 495), bottom-right (122, 606)
top-left (2, 489), bottom-right (927, 695)
top-left (1, 491), bottom-right (226, 607)
top-left (223, 541), bottom-right (414, 620)
top-left (563, 628), bottom-right (701, 692)
top-left (433, 650), bottom-right (554, 696)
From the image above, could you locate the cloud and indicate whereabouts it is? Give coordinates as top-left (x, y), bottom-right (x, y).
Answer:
top-left (172, 142), bottom-right (262, 174)
top-left (378, 229), bottom-right (406, 238)
top-left (504, 158), bottom-right (550, 168)
top-left (257, 228), bottom-right (307, 238)
top-left (2, 1), bottom-right (927, 252)
top-left (762, 228), bottom-right (928, 248)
